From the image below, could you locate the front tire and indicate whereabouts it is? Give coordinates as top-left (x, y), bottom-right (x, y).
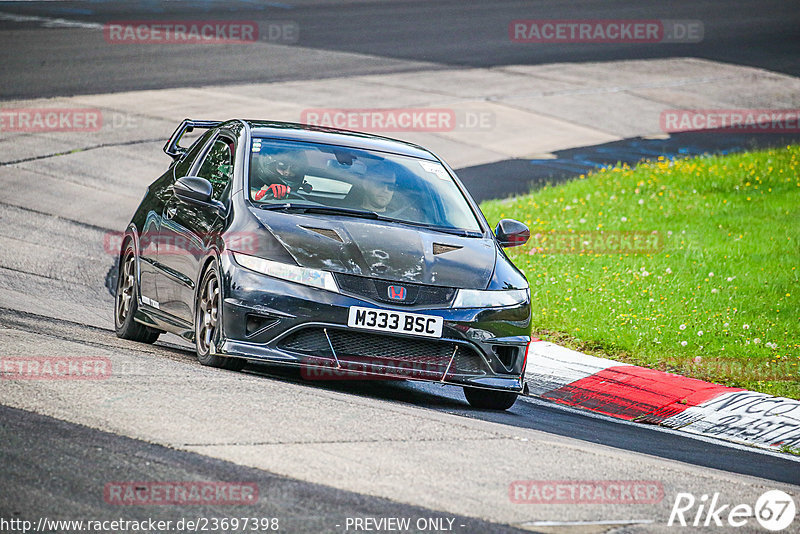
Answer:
top-left (115, 242), bottom-right (161, 344)
top-left (463, 386), bottom-right (518, 410)
top-left (195, 262), bottom-right (246, 371)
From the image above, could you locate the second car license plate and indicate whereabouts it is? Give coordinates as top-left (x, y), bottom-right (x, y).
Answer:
top-left (347, 306), bottom-right (443, 338)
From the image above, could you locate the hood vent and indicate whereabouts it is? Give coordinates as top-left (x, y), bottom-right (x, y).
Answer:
top-left (301, 226), bottom-right (343, 243)
top-left (432, 243), bottom-right (463, 255)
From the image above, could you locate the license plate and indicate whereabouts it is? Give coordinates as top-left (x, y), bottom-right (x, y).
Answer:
top-left (347, 306), bottom-right (443, 338)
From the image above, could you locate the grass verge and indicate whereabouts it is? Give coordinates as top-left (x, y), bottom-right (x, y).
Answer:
top-left (481, 146), bottom-right (799, 399)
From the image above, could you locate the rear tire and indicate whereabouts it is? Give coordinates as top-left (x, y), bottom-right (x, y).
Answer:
top-left (463, 386), bottom-right (518, 410)
top-left (195, 262), bottom-right (246, 372)
top-left (114, 242), bottom-right (160, 344)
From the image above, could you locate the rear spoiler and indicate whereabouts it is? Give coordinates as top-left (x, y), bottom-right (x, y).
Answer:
top-left (163, 119), bottom-right (222, 159)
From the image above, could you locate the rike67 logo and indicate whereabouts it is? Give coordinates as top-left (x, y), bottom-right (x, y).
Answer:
top-left (668, 490), bottom-right (796, 531)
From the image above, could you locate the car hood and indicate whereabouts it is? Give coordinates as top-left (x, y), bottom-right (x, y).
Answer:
top-left (251, 210), bottom-right (495, 289)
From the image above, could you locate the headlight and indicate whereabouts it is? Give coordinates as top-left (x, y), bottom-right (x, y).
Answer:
top-left (452, 288), bottom-right (529, 309)
top-left (233, 252), bottom-right (339, 293)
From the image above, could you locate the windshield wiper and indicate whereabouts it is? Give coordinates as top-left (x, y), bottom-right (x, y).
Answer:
top-left (257, 203), bottom-right (380, 219)
top-left (257, 202), bottom-right (297, 210)
top-left (378, 217), bottom-right (483, 237)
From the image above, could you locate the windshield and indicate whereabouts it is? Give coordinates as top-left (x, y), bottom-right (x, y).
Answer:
top-left (248, 138), bottom-right (482, 232)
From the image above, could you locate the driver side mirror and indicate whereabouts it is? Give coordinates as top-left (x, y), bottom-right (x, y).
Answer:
top-left (495, 219), bottom-right (530, 248)
top-left (174, 176), bottom-right (226, 212)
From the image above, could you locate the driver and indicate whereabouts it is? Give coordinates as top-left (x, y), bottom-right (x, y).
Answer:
top-left (253, 151), bottom-right (308, 200)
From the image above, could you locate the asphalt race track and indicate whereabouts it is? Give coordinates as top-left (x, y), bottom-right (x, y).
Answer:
top-left (1, 0), bottom-right (799, 98)
top-left (0, 404), bottom-right (528, 534)
top-left (0, 1), bottom-right (798, 533)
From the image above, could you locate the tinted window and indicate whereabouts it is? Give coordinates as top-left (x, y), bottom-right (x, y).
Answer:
top-left (196, 137), bottom-right (235, 201)
top-left (173, 129), bottom-right (214, 178)
top-left (248, 138), bottom-right (481, 232)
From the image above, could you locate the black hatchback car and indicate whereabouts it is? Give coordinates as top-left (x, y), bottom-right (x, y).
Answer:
top-left (115, 119), bottom-right (531, 410)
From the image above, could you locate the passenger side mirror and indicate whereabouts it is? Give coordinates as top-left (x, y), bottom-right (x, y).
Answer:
top-left (495, 219), bottom-right (530, 248)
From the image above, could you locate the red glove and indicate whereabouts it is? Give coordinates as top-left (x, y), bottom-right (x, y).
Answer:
top-left (255, 183), bottom-right (291, 200)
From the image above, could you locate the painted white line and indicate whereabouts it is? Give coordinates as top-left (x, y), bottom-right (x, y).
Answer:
top-left (520, 519), bottom-right (654, 527)
top-left (0, 11), bottom-right (102, 30)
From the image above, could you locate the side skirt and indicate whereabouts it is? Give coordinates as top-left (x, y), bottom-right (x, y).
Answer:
top-left (134, 305), bottom-right (194, 341)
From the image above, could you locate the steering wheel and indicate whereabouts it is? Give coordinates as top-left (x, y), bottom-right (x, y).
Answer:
top-left (254, 181), bottom-right (312, 202)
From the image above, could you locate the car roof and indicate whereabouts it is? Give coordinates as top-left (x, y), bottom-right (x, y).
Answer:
top-left (239, 120), bottom-right (438, 161)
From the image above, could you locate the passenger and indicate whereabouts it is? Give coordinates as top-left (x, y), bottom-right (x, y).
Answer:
top-left (358, 164), bottom-right (397, 213)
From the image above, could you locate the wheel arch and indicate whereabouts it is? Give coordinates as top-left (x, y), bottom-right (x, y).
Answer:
top-left (193, 249), bottom-right (223, 320)
top-left (119, 224), bottom-right (141, 291)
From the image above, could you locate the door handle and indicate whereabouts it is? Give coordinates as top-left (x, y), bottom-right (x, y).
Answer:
top-left (165, 206), bottom-right (178, 220)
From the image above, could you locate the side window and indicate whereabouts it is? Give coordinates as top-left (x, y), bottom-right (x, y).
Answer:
top-left (173, 129), bottom-right (215, 178)
top-left (196, 137), bottom-right (235, 201)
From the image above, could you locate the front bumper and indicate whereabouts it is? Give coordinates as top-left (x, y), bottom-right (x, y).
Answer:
top-left (217, 254), bottom-right (531, 392)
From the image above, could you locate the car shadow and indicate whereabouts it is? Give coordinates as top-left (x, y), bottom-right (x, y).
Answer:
top-left (242, 361), bottom-right (470, 409)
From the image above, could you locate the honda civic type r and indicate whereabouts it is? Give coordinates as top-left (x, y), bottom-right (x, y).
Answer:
top-left (115, 119), bottom-right (532, 410)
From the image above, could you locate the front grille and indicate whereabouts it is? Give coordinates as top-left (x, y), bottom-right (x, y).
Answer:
top-left (452, 348), bottom-right (485, 374)
top-left (334, 273), bottom-right (457, 307)
top-left (329, 330), bottom-right (453, 363)
top-left (278, 328), bottom-right (487, 378)
top-left (280, 328), bottom-right (332, 354)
